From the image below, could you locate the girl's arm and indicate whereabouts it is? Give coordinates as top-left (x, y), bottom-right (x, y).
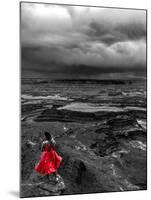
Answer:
top-left (26, 140), bottom-right (39, 152)
top-left (40, 141), bottom-right (45, 152)
top-left (41, 140), bottom-right (49, 151)
top-left (50, 137), bottom-right (56, 150)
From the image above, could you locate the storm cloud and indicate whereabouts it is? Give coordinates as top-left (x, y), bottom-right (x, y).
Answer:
top-left (21, 3), bottom-right (146, 79)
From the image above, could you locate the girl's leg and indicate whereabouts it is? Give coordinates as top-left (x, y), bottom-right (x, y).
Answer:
top-left (53, 171), bottom-right (57, 180)
top-left (46, 174), bottom-right (56, 184)
top-left (46, 174), bottom-right (50, 182)
top-left (55, 170), bottom-right (60, 183)
top-left (55, 170), bottom-right (58, 177)
top-left (50, 171), bottom-right (59, 183)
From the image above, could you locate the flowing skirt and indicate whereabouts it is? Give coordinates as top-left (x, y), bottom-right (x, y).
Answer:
top-left (34, 149), bottom-right (62, 175)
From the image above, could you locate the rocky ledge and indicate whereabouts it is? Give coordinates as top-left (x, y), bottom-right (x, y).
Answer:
top-left (21, 110), bottom-right (146, 197)
top-left (35, 103), bottom-right (146, 123)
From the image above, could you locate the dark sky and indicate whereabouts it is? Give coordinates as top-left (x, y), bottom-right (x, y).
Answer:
top-left (21, 3), bottom-right (146, 80)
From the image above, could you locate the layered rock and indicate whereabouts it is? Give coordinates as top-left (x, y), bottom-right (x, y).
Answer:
top-left (21, 102), bottom-right (146, 197)
top-left (35, 103), bottom-right (146, 123)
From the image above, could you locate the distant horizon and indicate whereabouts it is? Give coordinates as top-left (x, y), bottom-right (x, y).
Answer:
top-left (22, 76), bottom-right (146, 81)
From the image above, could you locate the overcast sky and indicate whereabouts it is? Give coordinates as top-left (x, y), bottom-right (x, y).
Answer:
top-left (21, 3), bottom-right (146, 79)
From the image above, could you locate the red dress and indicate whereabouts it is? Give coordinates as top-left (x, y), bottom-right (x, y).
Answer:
top-left (34, 140), bottom-right (62, 175)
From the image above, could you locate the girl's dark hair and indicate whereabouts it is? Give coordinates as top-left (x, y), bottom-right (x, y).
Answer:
top-left (44, 131), bottom-right (52, 140)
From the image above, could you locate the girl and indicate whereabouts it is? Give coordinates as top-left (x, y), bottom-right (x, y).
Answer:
top-left (34, 131), bottom-right (62, 184)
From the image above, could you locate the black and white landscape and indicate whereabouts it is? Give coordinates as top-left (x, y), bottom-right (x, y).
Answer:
top-left (21, 3), bottom-right (147, 197)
